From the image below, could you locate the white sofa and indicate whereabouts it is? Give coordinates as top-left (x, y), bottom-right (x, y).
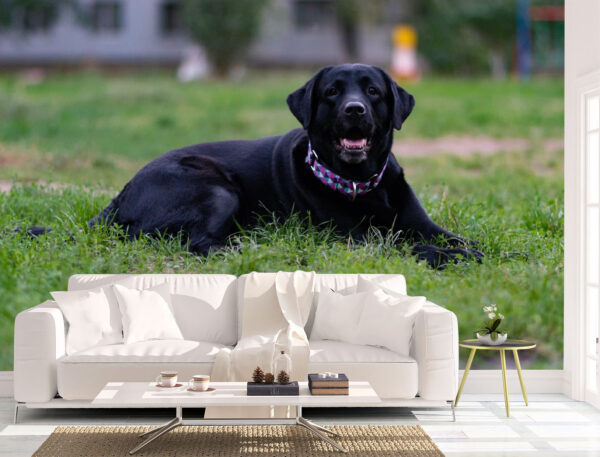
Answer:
top-left (14, 273), bottom-right (458, 409)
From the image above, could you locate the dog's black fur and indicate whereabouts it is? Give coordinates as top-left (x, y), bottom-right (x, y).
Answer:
top-left (43, 64), bottom-right (483, 268)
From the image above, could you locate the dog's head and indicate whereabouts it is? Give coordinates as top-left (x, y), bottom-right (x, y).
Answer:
top-left (287, 64), bottom-right (414, 177)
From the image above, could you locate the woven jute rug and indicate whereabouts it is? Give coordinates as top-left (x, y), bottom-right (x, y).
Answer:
top-left (33, 424), bottom-right (444, 456)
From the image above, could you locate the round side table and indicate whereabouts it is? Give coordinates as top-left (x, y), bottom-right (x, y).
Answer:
top-left (455, 339), bottom-right (536, 417)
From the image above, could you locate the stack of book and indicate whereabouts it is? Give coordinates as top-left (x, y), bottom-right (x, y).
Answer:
top-left (308, 373), bottom-right (349, 395)
top-left (247, 381), bottom-right (299, 396)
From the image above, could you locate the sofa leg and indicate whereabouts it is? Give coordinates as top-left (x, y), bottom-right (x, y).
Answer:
top-left (14, 402), bottom-right (21, 424)
top-left (448, 400), bottom-right (456, 422)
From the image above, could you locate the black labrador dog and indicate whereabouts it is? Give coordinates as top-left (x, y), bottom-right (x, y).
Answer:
top-left (40, 64), bottom-right (482, 268)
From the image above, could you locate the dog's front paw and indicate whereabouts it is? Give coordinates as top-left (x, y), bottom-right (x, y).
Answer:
top-left (411, 245), bottom-right (483, 270)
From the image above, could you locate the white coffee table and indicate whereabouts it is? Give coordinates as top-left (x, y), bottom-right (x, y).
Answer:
top-left (93, 381), bottom-right (380, 454)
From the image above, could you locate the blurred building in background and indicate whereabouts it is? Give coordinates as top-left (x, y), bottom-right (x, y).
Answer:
top-left (0, 0), bottom-right (563, 75)
top-left (0, 0), bottom-right (396, 68)
top-left (0, 0), bottom-right (196, 67)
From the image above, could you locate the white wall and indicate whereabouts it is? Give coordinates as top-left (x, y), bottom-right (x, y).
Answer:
top-left (564, 0), bottom-right (600, 400)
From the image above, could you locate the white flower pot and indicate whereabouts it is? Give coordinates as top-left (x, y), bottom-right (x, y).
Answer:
top-left (477, 332), bottom-right (507, 346)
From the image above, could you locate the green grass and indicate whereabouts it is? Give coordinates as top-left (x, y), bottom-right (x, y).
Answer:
top-left (0, 71), bottom-right (563, 187)
top-left (0, 71), bottom-right (563, 370)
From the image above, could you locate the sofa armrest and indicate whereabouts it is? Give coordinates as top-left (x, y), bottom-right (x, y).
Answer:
top-left (14, 300), bottom-right (66, 402)
top-left (411, 301), bottom-right (458, 401)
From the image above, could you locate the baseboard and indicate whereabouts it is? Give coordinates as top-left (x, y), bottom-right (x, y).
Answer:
top-left (460, 369), bottom-right (566, 395)
top-left (0, 371), bottom-right (13, 397)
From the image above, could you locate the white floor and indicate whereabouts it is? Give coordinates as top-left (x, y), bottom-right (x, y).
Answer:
top-left (1, 394), bottom-right (599, 456)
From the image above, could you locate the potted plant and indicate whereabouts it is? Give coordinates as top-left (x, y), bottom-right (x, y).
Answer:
top-left (476, 304), bottom-right (507, 345)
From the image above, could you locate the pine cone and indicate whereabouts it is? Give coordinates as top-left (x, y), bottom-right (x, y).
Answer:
top-left (252, 366), bottom-right (265, 383)
top-left (277, 370), bottom-right (290, 385)
top-left (264, 372), bottom-right (275, 384)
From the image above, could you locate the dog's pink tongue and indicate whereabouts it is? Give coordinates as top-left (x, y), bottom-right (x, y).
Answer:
top-left (341, 138), bottom-right (367, 149)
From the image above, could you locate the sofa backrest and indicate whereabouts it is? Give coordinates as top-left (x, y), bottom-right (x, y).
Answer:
top-left (236, 273), bottom-right (407, 340)
top-left (68, 274), bottom-right (238, 346)
top-left (68, 273), bottom-right (407, 346)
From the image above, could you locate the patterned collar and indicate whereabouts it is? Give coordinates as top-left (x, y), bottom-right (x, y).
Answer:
top-left (305, 142), bottom-right (387, 201)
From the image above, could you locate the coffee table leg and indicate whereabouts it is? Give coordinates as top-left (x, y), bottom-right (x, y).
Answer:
top-left (138, 416), bottom-right (179, 438)
top-left (297, 417), bottom-right (347, 453)
top-left (455, 348), bottom-right (476, 406)
top-left (297, 416), bottom-right (338, 436)
top-left (130, 419), bottom-right (181, 455)
top-left (500, 349), bottom-right (510, 417)
top-left (513, 349), bottom-right (528, 406)
top-left (130, 408), bottom-right (183, 455)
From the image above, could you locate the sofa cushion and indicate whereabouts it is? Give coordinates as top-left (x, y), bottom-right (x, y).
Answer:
top-left (50, 288), bottom-right (114, 354)
top-left (237, 274), bottom-right (407, 340)
top-left (310, 289), bottom-right (367, 344)
top-left (309, 340), bottom-right (414, 363)
top-left (354, 284), bottom-right (425, 357)
top-left (57, 340), bottom-right (228, 400)
top-left (113, 283), bottom-right (183, 344)
top-left (67, 274), bottom-right (238, 346)
top-left (308, 341), bottom-right (418, 399)
top-left (62, 340), bottom-right (226, 363)
top-left (306, 274), bottom-right (407, 338)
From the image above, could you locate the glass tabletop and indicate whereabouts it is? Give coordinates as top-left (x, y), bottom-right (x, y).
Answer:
top-left (459, 339), bottom-right (536, 350)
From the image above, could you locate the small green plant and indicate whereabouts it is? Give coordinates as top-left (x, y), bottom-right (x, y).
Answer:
top-left (476, 304), bottom-right (506, 341)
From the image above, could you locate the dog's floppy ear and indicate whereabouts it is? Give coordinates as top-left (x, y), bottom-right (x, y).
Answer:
top-left (287, 66), bottom-right (331, 129)
top-left (376, 67), bottom-right (415, 130)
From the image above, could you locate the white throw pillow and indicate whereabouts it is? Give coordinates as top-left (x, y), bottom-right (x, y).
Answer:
top-left (357, 275), bottom-right (406, 297)
top-left (310, 288), bottom-right (368, 344)
top-left (113, 283), bottom-right (183, 344)
top-left (51, 288), bottom-right (114, 355)
top-left (355, 288), bottom-right (425, 356)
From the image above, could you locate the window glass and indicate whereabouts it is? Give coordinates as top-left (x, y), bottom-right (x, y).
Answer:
top-left (91, 1), bottom-right (123, 32)
top-left (161, 1), bottom-right (183, 35)
top-left (587, 286), bottom-right (599, 356)
top-left (12, 5), bottom-right (54, 32)
top-left (587, 206), bottom-right (600, 284)
top-left (588, 131), bottom-right (600, 205)
top-left (293, 0), bottom-right (334, 29)
top-left (589, 96), bottom-right (600, 132)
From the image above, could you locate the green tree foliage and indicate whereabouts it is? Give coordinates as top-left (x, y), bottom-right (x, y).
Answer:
top-left (333, 0), bottom-right (384, 61)
top-left (409, 0), bottom-right (517, 75)
top-left (182, 0), bottom-right (268, 77)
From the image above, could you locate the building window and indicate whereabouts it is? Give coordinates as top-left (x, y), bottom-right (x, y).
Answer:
top-left (90, 1), bottom-right (123, 32)
top-left (293, 0), bottom-right (334, 30)
top-left (160, 1), bottom-right (183, 35)
top-left (11, 4), bottom-right (55, 33)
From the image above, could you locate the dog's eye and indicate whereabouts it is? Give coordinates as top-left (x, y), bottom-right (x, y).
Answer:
top-left (367, 86), bottom-right (379, 96)
top-left (325, 87), bottom-right (339, 97)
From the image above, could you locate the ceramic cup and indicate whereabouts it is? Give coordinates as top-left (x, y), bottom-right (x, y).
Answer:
top-left (156, 371), bottom-right (178, 387)
top-left (188, 375), bottom-right (210, 391)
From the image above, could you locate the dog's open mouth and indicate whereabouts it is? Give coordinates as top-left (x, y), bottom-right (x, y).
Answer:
top-left (335, 131), bottom-right (371, 163)
top-left (341, 138), bottom-right (368, 150)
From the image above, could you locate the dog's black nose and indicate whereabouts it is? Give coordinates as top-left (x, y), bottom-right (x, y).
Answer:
top-left (344, 101), bottom-right (366, 117)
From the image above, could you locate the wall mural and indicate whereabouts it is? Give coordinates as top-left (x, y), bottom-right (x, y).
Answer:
top-left (0, 1), bottom-right (563, 371)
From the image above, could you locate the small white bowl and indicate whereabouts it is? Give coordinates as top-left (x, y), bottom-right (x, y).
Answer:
top-left (477, 332), bottom-right (507, 346)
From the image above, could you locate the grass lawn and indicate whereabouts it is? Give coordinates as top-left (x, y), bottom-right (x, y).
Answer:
top-left (0, 71), bottom-right (563, 370)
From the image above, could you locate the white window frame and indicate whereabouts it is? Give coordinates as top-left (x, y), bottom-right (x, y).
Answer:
top-left (565, 68), bottom-right (600, 406)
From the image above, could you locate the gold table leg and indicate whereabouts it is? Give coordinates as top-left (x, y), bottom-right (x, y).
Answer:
top-left (513, 349), bottom-right (528, 406)
top-left (455, 348), bottom-right (477, 406)
top-left (500, 349), bottom-right (510, 417)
